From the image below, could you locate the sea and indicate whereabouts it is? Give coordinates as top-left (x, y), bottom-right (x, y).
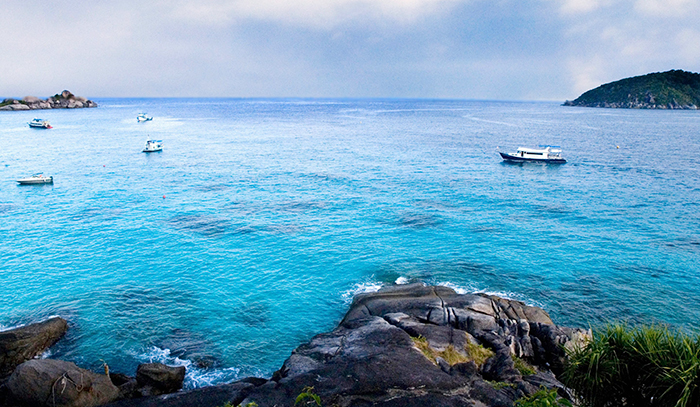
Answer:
top-left (1, 98), bottom-right (699, 388)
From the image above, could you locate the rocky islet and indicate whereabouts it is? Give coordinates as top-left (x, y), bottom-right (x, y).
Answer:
top-left (0, 90), bottom-right (97, 111)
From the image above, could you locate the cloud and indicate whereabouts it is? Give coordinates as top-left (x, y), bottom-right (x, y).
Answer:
top-left (1, 0), bottom-right (698, 99)
top-left (168, 0), bottom-right (465, 28)
top-left (634, 0), bottom-right (699, 17)
top-left (558, 0), bottom-right (604, 14)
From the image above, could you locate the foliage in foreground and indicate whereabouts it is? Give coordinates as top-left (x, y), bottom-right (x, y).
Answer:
top-left (295, 386), bottom-right (322, 406)
top-left (563, 324), bottom-right (700, 407)
top-left (515, 387), bottom-right (573, 407)
top-left (515, 387), bottom-right (572, 407)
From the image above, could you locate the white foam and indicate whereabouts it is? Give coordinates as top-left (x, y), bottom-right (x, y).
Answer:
top-left (134, 346), bottom-right (241, 389)
top-left (341, 280), bottom-right (383, 304)
top-left (436, 281), bottom-right (545, 308)
top-left (395, 276), bottom-right (410, 285)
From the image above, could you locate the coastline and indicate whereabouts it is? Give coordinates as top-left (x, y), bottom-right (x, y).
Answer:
top-left (0, 283), bottom-right (588, 407)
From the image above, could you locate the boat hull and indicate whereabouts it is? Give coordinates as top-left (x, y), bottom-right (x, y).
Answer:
top-left (17, 178), bottom-right (53, 185)
top-left (499, 152), bottom-right (566, 163)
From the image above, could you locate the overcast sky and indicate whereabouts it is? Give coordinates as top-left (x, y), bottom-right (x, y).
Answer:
top-left (1, 0), bottom-right (699, 100)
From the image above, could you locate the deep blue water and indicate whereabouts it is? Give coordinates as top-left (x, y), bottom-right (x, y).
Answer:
top-left (1, 98), bottom-right (699, 387)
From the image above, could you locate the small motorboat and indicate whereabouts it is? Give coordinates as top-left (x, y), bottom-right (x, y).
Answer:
top-left (499, 146), bottom-right (566, 163)
top-left (28, 118), bottom-right (52, 129)
top-left (16, 173), bottom-right (54, 185)
top-left (143, 140), bottom-right (163, 153)
top-left (137, 113), bottom-right (153, 122)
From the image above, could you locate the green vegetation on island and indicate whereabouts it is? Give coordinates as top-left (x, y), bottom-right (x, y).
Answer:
top-left (563, 69), bottom-right (700, 109)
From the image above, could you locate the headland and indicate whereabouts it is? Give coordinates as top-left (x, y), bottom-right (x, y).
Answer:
top-left (563, 69), bottom-right (700, 109)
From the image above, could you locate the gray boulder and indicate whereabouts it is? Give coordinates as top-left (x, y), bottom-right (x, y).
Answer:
top-left (0, 317), bottom-right (68, 379)
top-left (135, 363), bottom-right (185, 397)
top-left (5, 359), bottom-right (119, 407)
top-left (234, 284), bottom-right (585, 406)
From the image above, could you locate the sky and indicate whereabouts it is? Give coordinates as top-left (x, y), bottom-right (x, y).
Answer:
top-left (1, 0), bottom-right (699, 101)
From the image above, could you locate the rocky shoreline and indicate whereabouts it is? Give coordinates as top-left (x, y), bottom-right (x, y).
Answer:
top-left (0, 90), bottom-right (97, 111)
top-left (0, 284), bottom-right (589, 407)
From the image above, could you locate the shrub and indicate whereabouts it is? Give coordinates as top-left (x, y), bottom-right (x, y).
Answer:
top-left (563, 324), bottom-right (700, 407)
top-left (513, 356), bottom-right (537, 376)
top-left (412, 334), bottom-right (494, 367)
top-left (514, 387), bottom-right (572, 407)
top-left (295, 386), bottom-right (322, 406)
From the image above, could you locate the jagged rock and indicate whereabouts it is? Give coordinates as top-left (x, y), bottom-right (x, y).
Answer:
top-left (0, 90), bottom-right (96, 110)
top-left (5, 359), bottom-right (119, 407)
top-left (103, 382), bottom-right (254, 407)
top-left (5, 285), bottom-right (581, 407)
top-left (233, 284), bottom-right (581, 406)
top-left (134, 363), bottom-right (185, 397)
top-left (0, 317), bottom-right (68, 379)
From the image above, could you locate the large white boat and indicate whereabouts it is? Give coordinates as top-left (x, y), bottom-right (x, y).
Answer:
top-left (499, 146), bottom-right (566, 163)
top-left (137, 113), bottom-right (153, 122)
top-left (28, 118), bottom-right (52, 129)
top-left (16, 173), bottom-right (53, 185)
top-left (143, 140), bottom-right (163, 153)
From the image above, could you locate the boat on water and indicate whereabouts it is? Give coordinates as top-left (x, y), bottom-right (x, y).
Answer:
top-left (16, 173), bottom-right (53, 185)
top-left (143, 140), bottom-right (163, 153)
top-left (137, 113), bottom-right (153, 122)
top-left (499, 146), bottom-right (566, 163)
top-left (28, 118), bottom-right (52, 129)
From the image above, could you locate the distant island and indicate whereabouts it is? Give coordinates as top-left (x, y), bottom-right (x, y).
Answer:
top-left (563, 69), bottom-right (700, 109)
top-left (0, 90), bottom-right (97, 111)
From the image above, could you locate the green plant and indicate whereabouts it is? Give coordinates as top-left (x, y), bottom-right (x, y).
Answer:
top-left (412, 334), bottom-right (494, 367)
top-left (514, 387), bottom-right (572, 407)
top-left (220, 402), bottom-right (258, 407)
top-left (563, 324), bottom-right (700, 407)
top-left (295, 386), bottom-right (322, 406)
top-left (513, 356), bottom-right (537, 376)
top-left (489, 380), bottom-right (517, 390)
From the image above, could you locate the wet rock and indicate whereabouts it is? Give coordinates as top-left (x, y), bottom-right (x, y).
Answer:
top-left (135, 363), bottom-right (185, 397)
top-left (103, 382), bottom-right (254, 407)
top-left (0, 317), bottom-right (68, 379)
top-left (5, 359), bottom-right (119, 407)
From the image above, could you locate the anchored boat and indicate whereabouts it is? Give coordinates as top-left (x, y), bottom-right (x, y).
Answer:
top-left (499, 146), bottom-right (566, 163)
top-left (28, 118), bottom-right (52, 129)
top-left (137, 113), bottom-right (153, 122)
top-left (143, 140), bottom-right (163, 153)
top-left (16, 173), bottom-right (53, 185)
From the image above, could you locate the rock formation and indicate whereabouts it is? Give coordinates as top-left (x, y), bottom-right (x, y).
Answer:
top-left (6, 359), bottom-right (120, 407)
top-left (0, 317), bottom-right (68, 380)
top-left (105, 283), bottom-right (589, 407)
top-left (0, 90), bottom-right (97, 110)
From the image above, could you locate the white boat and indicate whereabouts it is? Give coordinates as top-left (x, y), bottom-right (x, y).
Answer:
top-left (28, 118), bottom-right (52, 129)
top-left (137, 113), bottom-right (153, 122)
top-left (143, 140), bottom-right (163, 153)
top-left (499, 146), bottom-right (566, 163)
top-left (16, 173), bottom-right (53, 185)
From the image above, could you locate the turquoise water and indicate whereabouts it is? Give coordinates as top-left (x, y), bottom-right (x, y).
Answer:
top-left (1, 99), bottom-right (699, 387)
